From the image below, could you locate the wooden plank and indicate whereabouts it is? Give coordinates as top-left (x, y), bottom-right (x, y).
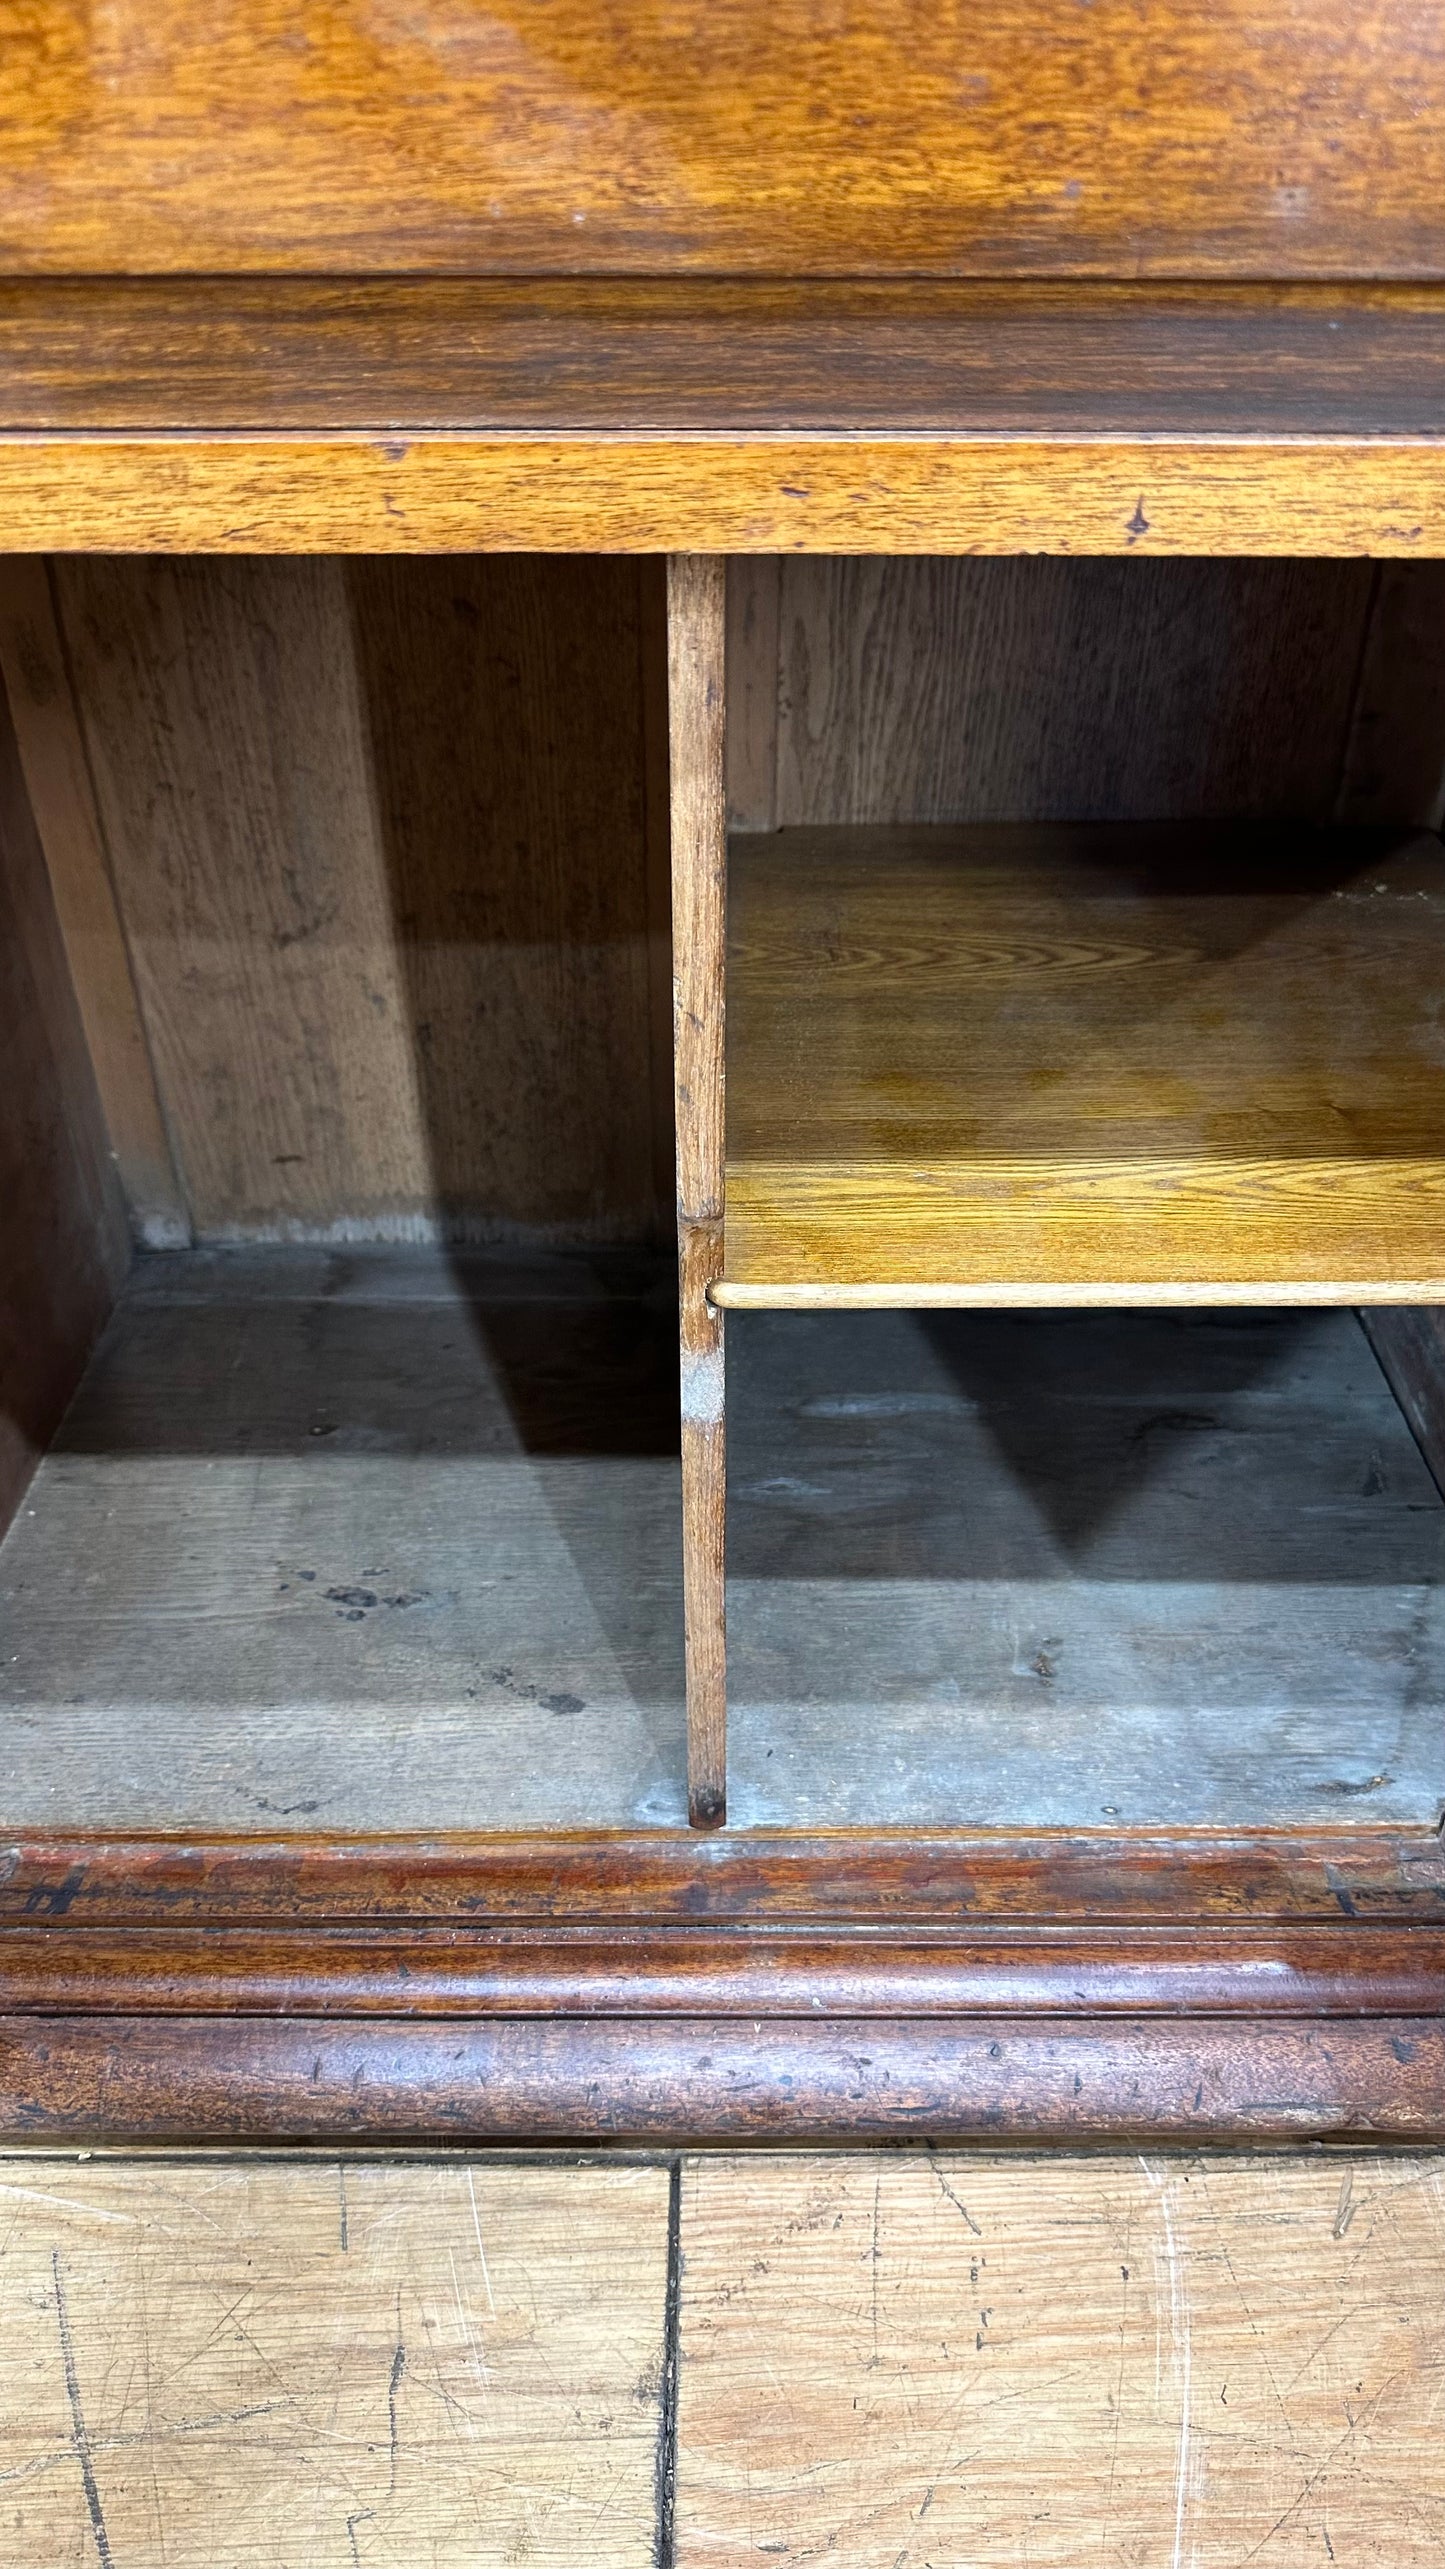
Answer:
top-left (770, 557), bottom-right (1376, 830)
top-left (1359, 1306), bottom-right (1445, 1498)
top-left (725, 820), bottom-right (1445, 1299)
top-left (0, 670), bottom-right (128, 1542)
top-left (5, 2016), bottom-right (1444, 2140)
top-left (3, 6), bottom-right (1445, 277)
top-left (0, 2157), bottom-right (670, 2567)
top-left (4, 1922), bottom-right (1443, 2020)
top-left (7, 1822), bottom-right (1444, 1928)
top-left (0, 556), bottom-right (188, 1247)
top-left (345, 555), bottom-right (662, 1243)
top-left (668, 557), bottom-right (729, 1829)
top-left (678, 2150), bottom-right (1445, 2562)
top-left (0, 1248), bottom-right (688, 1833)
top-left (10, 432), bottom-right (1445, 557)
top-left (10, 282), bottom-right (1445, 437)
top-left (51, 557), bottom-right (659, 1244)
top-left (725, 557), bottom-right (780, 831)
top-left (1337, 562), bottom-right (1445, 828)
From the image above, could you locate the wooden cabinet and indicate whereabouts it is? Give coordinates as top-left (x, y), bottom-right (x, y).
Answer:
top-left (2, 1), bottom-right (1445, 2141)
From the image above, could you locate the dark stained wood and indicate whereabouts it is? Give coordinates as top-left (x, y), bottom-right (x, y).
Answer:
top-left (10, 283), bottom-right (1445, 434)
top-left (1, 1924), bottom-right (1441, 2019)
top-left (4, 1824), bottom-right (1441, 2135)
top-left (764, 558), bottom-right (1379, 832)
top-left (3, 1828), bottom-right (1442, 1925)
top-left (1360, 1307), bottom-right (1445, 1499)
top-left (3, 10), bottom-right (1445, 278)
top-left (4, 2015), bottom-right (1442, 2141)
top-left (0, 674), bottom-right (129, 1542)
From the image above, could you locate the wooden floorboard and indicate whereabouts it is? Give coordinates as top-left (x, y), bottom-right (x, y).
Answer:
top-left (0, 2156), bottom-right (672, 2568)
top-left (2, 2148), bottom-right (1443, 2565)
top-left (676, 2149), bottom-right (1445, 2565)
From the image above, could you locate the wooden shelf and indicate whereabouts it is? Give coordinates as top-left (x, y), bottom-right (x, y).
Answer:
top-left (721, 821), bottom-right (1445, 1304)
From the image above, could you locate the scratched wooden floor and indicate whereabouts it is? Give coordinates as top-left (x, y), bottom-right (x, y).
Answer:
top-left (1, 2152), bottom-right (1442, 2566)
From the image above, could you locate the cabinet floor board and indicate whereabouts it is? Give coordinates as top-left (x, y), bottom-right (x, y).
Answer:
top-left (0, 1251), bottom-right (1440, 1833)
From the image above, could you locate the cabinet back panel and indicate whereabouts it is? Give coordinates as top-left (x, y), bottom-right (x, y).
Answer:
top-left (51, 556), bottom-right (667, 1246)
top-left (731, 557), bottom-right (1445, 833)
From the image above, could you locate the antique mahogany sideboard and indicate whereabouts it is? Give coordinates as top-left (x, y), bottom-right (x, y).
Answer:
top-left (2, 0), bottom-right (1445, 2139)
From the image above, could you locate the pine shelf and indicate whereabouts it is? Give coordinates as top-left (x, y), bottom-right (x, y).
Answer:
top-left (720, 820), bottom-right (1445, 1306)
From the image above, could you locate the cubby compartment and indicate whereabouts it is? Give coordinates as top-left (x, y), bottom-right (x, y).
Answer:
top-left (6, 551), bottom-right (1445, 1842)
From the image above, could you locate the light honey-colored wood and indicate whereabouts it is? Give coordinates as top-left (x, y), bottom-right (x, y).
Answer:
top-left (677, 2149), bottom-right (1445, 2565)
top-left (668, 556), bottom-right (729, 1829)
top-left (0, 2156), bottom-right (671, 2569)
top-left (0, 557), bottom-right (188, 1248)
top-left (7, 434), bottom-right (1445, 559)
top-left (725, 820), bottom-right (1445, 1300)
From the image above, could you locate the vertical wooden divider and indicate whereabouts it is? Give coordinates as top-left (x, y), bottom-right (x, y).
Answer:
top-left (668, 555), bottom-right (729, 1828)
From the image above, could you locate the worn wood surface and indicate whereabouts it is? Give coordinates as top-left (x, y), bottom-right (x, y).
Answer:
top-left (679, 2150), bottom-right (1445, 2562)
top-left (3, 1922), bottom-right (1443, 2021)
top-left (6, 1822), bottom-right (1444, 1928)
top-left (725, 821), bottom-right (1445, 1298)
top-left (9, 433), bottom-right (1445, 557)
top-left (5, 2016), bottom-right (1445, 2140)
top-left (3, 6), bottom-right (1445, 277)
top-left (0, 558), bottom-right (187, 1249)
top-left (668, 558), bottom-right (729, 1828)
top-left (14, 283), bottom-right (1445, 434)
top-left (3, 2149), bottom-right (1445, 2559)
top-left (49, 556), bottom-right (663, 1245)
top-left (4, 1258), bottom-right (1442, 1832)
top-left (0, 670), bottom-right (128, 1546)
top-left (0, 2158), bottom-right (671, 2567)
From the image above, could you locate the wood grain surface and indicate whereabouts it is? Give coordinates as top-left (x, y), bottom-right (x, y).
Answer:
top-left (4, 2015), bottom-right (1444, 2140)
top-left (11, 283), bottom-right (1445, 434)
top-left (0, 559), bottom-right (187, 1249)
top-left (668, 558), bottom-right (729, 1828)
top-left (7, 432), bottom-right (1445, 557)
top-left (3, 2149), bottom-right (1445, 2565)
top-left (3, 5), bottom-right (1445, 276)
top-left (0, 669), bottom-right (128, 1544)
top-left (49, 557), bottom-right (663, 1244)
top-left (757, 557), bottom-right (1381, 833)
top-left (725, 820), bottom-right (1445, 1298)
top-left (0, 2158), bottom-right (671, 2567)
top-left (5, 1822), bottom-right (1443, 1927)
top-left (678, 2150), bottom-right (1445, 2563)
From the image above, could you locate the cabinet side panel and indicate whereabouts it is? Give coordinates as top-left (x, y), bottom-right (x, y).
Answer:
top-left (0, 677), bottom-right (128, 1538)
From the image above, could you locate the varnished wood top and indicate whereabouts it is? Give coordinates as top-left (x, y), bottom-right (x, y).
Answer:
top-left (2, 1), bottom-right (1445, 278)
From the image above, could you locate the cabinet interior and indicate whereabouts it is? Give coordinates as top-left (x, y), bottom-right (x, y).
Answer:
top-left (4, 551), bottom-right (1445, 1838)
